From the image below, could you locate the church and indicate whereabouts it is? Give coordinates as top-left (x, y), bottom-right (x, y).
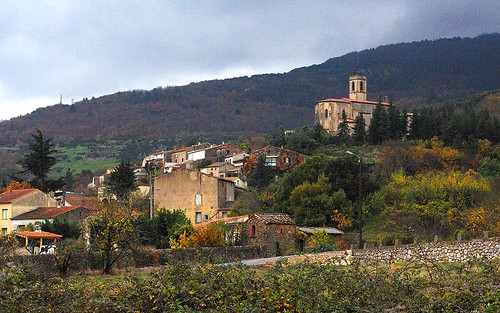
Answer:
top-left (315, 75), bottom-right (391, 133)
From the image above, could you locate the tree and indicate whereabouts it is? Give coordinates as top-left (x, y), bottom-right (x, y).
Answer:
top-left (152, 209), bottom-right (192, 248)
top-left (352, 113), bottom-right (366, 145)
top-left (171, 222), bottom-right (226, 248)
top-left (21, 129), bottom-right (65, 192)
top-left (52, 238), bottom-right (86, 276)
top-left (336, 110), bottom-right (351, 145)
top-left (40, 218), bottom-right (82, 239)
top-left (3, 180), bottom-right (33, 191)
top-left (88, 203), bottom-right (135, 274)
top-left (106, 161), bottom-right (137, 201)
top-left (270, 126), bottom-right (286, 147)
top-left (368, 104), bottom-right (389, 145)
top-left (244, 155), bottom-right (276, 190)
top-left (290, 174), bottom-right (352, 227)
top-left (64, 169), bottom-right (74, 191)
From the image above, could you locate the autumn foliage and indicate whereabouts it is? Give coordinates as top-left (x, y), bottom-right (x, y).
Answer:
top-left (3, 180), bottom-right (33, 192)
top-left (171, 222), bottom-right (226, 249)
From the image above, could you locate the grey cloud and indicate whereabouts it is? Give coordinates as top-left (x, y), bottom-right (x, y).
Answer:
top-left (0, 1), bottom-right (498, 120)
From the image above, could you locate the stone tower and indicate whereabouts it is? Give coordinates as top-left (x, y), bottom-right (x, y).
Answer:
top-left (349, 75), bottom-right (367, 101)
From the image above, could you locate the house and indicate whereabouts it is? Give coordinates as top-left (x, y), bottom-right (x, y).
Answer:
top-left (200, 162), bottom-right (238, 178)
top-left (246, 145), bottom-right (306, 171)
top-left (11, 206), bottom-right (92, 231)
top-left (315, 74), bottom-right (392, 134)
top-left (171, 147), bottom-right (188, 164)
top-left (224, 213), bottom-right (297, 257)
top-left (225, 152), bottom-right (249, 167)
top-left (64, 194), bottom-right (102, 211)
top-left (0, 189), bottom-right (58, 235)
top-left (243, 213), bottom-right (297, 256)
top-left (154, 169), bottom-right (235, 224)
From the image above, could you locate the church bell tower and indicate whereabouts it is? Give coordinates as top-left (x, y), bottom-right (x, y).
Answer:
top-left (349, 75), bottom-right (367, 101)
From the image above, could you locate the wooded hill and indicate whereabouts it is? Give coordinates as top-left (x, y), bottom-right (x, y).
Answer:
top-left (0, 33), bottom-right (498, 146)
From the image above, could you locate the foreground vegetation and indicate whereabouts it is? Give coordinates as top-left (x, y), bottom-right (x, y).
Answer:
top-left (0, 259), bottom-right (498, 312)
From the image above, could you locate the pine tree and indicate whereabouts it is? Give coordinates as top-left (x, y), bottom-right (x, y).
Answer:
top-left (21, 129), bottom-right (65, 192)
top-left (353, 113), bottom-right (366, 145)
top-left (337, 110), bottom-right (351, 145)
top-left (106, 161), bottom-right (137, 201)
top-left (368, 104), bottom-right (389, 145)
top-left (270, 126), bottom-right (286, 147)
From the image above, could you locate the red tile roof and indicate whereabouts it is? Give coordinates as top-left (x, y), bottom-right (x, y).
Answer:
top-left (11, 206), bottom-right (89, 220)
top-left (15, 231), bottom-right (62, 239)
top-left (0, 189), bottom-right (39, 204)
top-left (65, 196), bottom-right (102, 211)
top-left (317, 98), bottom-right (391, 106)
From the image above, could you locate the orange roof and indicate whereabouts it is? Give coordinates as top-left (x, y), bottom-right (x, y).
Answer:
top-left (11, 206), bottom-right (90, 220)
top-left (15, 231), bottom-right (62, 239)
top-left (0, 189), bottom-right (39, 203)
top-left (318, 98), bottom-right (391, 106)
top-left (194, 215), bottom-right (249, 228)
top-left (65, 196), bottom-right (102, 211)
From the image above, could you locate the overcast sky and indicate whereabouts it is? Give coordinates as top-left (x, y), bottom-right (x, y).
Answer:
top-left (0, 0), bottom-right (498, 121)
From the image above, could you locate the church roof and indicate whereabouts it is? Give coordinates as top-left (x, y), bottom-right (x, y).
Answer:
top-left (317, 98), bottom-right (391, 106)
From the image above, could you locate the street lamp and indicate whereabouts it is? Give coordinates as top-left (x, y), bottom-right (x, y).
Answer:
top-left (346, 150), bottom-right (363, 249)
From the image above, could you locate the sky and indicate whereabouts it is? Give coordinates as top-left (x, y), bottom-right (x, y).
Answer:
top-left (0, 1), bottom-right (498, 121)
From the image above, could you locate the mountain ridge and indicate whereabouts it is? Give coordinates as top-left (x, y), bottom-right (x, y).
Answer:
top-left (0, 33), bottom-right (498, 145)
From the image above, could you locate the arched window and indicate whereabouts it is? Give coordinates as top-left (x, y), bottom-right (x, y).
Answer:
top-left (360, 81), bottom-right (364, 91)
top-left (250, 224), bottom-right (257, 237)
top-left (325, 109), bottom-right (328, 118)
top-left (351, 81), bottom-right (355, 91)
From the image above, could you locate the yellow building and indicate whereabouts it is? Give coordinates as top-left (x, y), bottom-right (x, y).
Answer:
top-left (154, 169), bottom-right (235, 225)
top-left (0, 189), bottom-right (57, 235)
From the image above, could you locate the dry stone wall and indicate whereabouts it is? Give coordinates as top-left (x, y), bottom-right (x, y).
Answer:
top-left (353, 237), bottom-right (499, 264)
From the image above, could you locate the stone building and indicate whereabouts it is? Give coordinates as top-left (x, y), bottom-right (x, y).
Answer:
top-left (246, 145), bottom-right (306, 171)
top-left (224, 213), bottom-right (297, 257)
top-left (315, 75), bottom-right (391, 134)
top-left (154, 169), bottom-right (235, 225)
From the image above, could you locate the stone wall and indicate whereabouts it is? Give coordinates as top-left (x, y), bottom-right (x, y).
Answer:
top-left (353, 237), bottom-right (499, 264)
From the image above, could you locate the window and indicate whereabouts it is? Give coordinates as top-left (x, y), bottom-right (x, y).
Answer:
top-left (325, 109), bottom-right (328, 118)
top-left (284, 157), bottom-right (290, 164)
top-left (265, 157), bottom-right (277, 166)
top-left (1, 209), bottom-right (8, 220)
top-left (204, 214), bottom-right (209, 222)
top-left (195, 212), bottom-right (202, 224)
top-left (221, 211), bottom-right (228, 218)
top-left (195, 193), bottom-right (202, 206)
top-left (351, 81), bottom-right (355, 91)
top-left (1, 228), bottom-right (7, 236)
top-left (250, 224), bottom-right (257, 237)
top-left (360, 81), bottom-right (364, 91)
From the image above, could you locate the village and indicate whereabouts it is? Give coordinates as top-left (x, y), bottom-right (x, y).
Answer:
top-left (1, 74), bottom-right (497, 273)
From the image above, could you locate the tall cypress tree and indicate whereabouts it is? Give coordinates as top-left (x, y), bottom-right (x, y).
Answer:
top-left (337, 110), bottom-right (351, 145)
top-left (106, 161), bottom-right (137, 201)
top-left (353, 113), bottom-right (366, 145)
top-left (368, 104), bottom-right (389, 145)
top-left (21, 129), bottom-right (65, 192)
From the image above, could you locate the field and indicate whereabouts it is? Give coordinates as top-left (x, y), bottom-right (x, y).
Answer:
top-left (1, 259), bottom-right (498, 312)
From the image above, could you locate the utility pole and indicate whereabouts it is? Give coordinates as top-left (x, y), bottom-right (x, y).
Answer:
top-left (146, 161), bottom-right (155, 220)
top-left (346, 150), bottom-right (363, 249)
